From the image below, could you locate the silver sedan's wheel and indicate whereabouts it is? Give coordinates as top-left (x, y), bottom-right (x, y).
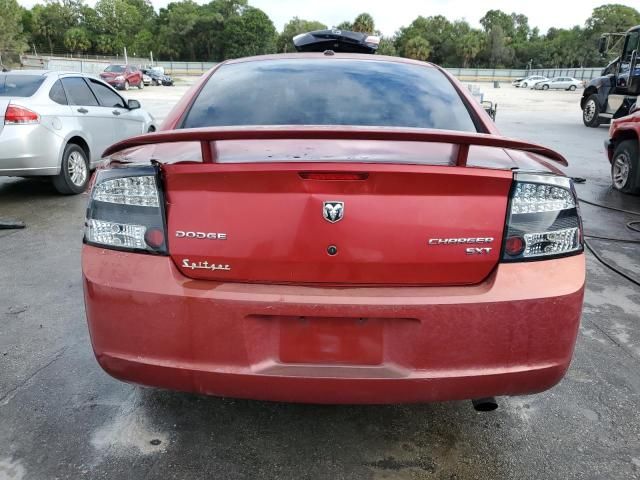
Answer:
top-left (68, 151), bottom-right (88, 187)
top-left (569, 85), bottom-right (576, 91)
top-left (52, 144), bottom-right (90, 195)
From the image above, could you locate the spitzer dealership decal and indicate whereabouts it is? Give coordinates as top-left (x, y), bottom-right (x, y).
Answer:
top-left (182, 259), bottom-right (231, 271)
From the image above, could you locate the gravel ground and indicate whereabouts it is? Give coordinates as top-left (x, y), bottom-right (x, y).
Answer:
top-left (1, 79), bottom-right (640, 480)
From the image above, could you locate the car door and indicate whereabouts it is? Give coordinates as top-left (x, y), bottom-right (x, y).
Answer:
top-left (45, 78), bottom-right (75, 137)
top-left (61, 76), bottom-right (114, 162)
top-left (550, 78), bottom-right (561, 89)
top-left (127, 66), bottom-right (141, 87)
top-left (617, 31), bottom-right (640, 91)
top-left (87, 78), bottom-right (144, 140)
top-left (558, 78), bottom-right (570, 89)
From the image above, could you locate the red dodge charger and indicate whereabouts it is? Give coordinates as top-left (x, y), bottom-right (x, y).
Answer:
top-left (82, 47), bottom-right (585, 407)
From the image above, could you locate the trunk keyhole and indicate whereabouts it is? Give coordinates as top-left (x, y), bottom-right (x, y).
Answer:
top-left (327, 245), bottom-right (338, 256)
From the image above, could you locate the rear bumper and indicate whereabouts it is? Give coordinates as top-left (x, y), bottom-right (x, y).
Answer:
top-left (0, 124), bottom-right (62, 176)
top-left (82, 246), bottom-right (585, 404)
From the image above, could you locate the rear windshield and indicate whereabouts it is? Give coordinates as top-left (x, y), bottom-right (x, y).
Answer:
top-left (182, 59), bottom-right (477, 132)
top-left (0, 75), bottom-right (45, 97)
top-left (105, 65), bottom-right (126, 73)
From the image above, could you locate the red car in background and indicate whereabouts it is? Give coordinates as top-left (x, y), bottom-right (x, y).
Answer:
top-left (99, 64), bottom-right (143, 91)
top-left (82, 39), bottom-right (585, 408)
top-left (606, 103), bottom-right (640, 194)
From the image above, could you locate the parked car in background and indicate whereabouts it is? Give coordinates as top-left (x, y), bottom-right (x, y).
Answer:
top-left (519, 75), bottom-right (548, 88)
top-left (83, 42), bottom-right (585, 407)
top-left (142, 67), bottom-right (174, 86)
top-left (100, 64), bottom-right (143, 91)
top-left (142, 72), bottom-right (152, 86)
top-left (534, 77), bottom-right (583, 91)
top-left (0, 70), bottom-right (155, 194)
top-left (605, 102), bottom-right (640, 194)
top-left (511, 77), bottom-right (525, 87)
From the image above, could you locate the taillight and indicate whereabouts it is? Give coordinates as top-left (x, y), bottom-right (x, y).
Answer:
top-left (84, 165), bottom-right (167, 254)
top-left (4, 105), bottom-right (40, 125)
top-left (501, 173), bottom-right (583, 262)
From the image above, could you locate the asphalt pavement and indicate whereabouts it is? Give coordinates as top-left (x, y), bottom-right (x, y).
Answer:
top-left (1, 82), bottom-right (640, 480)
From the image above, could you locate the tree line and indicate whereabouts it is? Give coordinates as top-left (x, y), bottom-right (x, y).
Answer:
top-left (1, 0), bottom-right (639, 68)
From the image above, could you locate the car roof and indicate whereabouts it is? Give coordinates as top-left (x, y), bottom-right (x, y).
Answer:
top-left (0, 70), bottom-right (100, 78)
top-left (0, 69), bottom-right (52, 76)
top-left (222, 52), bottom-right (437, 69)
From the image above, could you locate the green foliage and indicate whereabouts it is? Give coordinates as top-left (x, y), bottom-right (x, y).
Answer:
top-left (334, 21), bottom-right (352, 31)
top-left (277, 17), bottom-right (327, 53)
top-left (352, 13), bottom-right (375, 34)
top-left (395, 16), bottom-right (455, 64)
top-left (404, 36), bottom-right (430, 61)
top-left (93, 0), bottom-right (150, 54)
top-left (0, 0), bottom-right (27, 56)
top-left (223, 6), bottom-right (276, 59)
top-left (64, 27), bottom-right (91, 53)
top-left (586, 4), bottom-right (640, 33)
top-left (8, 1), bottom-right (640, 68)
top-left (458, 30), bottom-right (484, 68)
top-left (131, 29), bottom-right (154, 57)
top-left (480, 10), bottom-right (515, 37)
top-left (30, 2), bottom-right (72, 53)
top-left (377, 36), bottom-right (397, 56)
top-left (484, 25), bottom-right (514, 67)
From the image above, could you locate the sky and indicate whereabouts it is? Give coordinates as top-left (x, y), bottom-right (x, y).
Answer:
top-left (16, 0), bottom-right (640, 36)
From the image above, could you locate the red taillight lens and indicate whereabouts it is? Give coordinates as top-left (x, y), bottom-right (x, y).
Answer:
top-left (84, 166), bottom-right (168, 255)
top-left (505, 236), bottom-right (525, 256)
top-left (501, 173), bottom-right (583, 262)
top-left (4, 105), bottom-right (40, 125)
top-left (144, 228), bottom-right (165, 249)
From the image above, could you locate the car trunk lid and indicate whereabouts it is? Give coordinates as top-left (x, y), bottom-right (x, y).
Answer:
top-left (102, 127), bottom-right (567, 286)
top-left (163, 161), bottom-right (512, 286)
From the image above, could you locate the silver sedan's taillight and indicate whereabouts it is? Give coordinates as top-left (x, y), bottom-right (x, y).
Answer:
top-left (501, 173), bottom-right (583, 261)
top-left (84, 166), bottom-right (167, 254)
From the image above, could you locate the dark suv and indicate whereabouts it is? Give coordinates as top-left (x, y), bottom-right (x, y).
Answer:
top-left (100, 64), bottom-right (143, 91)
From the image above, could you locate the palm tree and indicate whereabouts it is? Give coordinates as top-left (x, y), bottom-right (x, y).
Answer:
top-left (459, 31), bottom-right (483, 67)
top-left (405, 36), bottom-right (430, 61)
top-left (352, 13), bottom-right (374, 34)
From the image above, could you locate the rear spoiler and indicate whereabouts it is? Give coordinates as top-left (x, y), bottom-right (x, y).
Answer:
top-left (103, 126), bottom-right (568, 167)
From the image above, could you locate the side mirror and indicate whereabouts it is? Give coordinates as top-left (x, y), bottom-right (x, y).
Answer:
top-left (629, 50), bottom-right (640, 96)
top-left (128, 99), bottom-right (141, 110)
top-left (598, 36), bottom-right (607, 55)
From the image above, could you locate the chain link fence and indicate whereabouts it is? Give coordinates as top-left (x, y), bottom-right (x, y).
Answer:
top-left (17, 54), bottom-right (604, 82)
top-left (445, 67), bottom-right (602, 82)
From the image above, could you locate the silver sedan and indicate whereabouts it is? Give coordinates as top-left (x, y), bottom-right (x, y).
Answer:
top-left (0, 70), bottom-right (155, 194)
top-left (534, 77), bottom-right (584, 91)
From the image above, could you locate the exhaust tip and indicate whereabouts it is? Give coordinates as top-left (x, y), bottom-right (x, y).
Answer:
top-left (472, 397), bottom-right (498, 412)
